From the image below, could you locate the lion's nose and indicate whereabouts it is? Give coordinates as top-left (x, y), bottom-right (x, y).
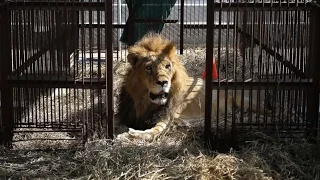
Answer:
top-left (156, 81), bottom-right (168, 87)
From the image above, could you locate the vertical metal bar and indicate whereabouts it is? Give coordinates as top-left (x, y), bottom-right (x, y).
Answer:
top-left (22, 7), bottom-right (30, 128)
top-left (179, 0), bottom-right (184, 54)
top-left (30, 7), bottom-right (35, 128)
top-left (97, 0), bottom-right (102, 135)
top-left (216, 0), bottom-right (221, 138)
top-left (249, 9), bottom-right (254, 127)
top-left (204, 0), bottom-right (213, 142)
top-left (127, 0), bottom-right (133, 45)
top-left (256, 9), bottom-right (262, 129)
top-left (240, 2), bottom-right (247, 128)
top-left (11, 9), bottom-right (20, 128)
top-left (117, 0), bottom-right (122, 51)
top-left (105, 0), bottom-right (114, 139)
top-left (64, 0), bottom-right (70, 130)
top-left (122, 0), bottom-right (127, 59)
top-left (0, 1), bottom-right (3, 145)
top-left (306, 7), bottom-right (320, 141)
top-left (225, 6), bottom-right (230, 136)
top-left (187, 0), bottom-right (191, 53)
top-left (80, 0), bottom-right (87, 142)
top-left (33, 8), bottom-right (38, 127)
top-left (0, 1), bottom-right (14, 147)
top-left (299, 4), bottom-right (309, 129)
top-left (231, 1), bottom-right (238, 142)
top-left (89, 0), bottom-right (94, 134)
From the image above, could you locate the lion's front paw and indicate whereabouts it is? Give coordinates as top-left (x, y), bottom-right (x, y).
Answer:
top-left (115, 131), bottom-right (131, 141)
top-left (127, 128), bottom-right (155, 142)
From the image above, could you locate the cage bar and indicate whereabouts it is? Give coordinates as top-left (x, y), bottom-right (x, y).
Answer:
top-left (0, 0), bottom-right (14, 147)
top-left (306, 6), bottom-right (320, 141)
top-left (204, 0), bottom-right (213, 143)
top-left (106, 0), bottom-right (114, 139)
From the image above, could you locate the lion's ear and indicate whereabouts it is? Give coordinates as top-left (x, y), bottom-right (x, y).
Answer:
top-left (162, 42), bottom-right (177, 58)
top-left (127, 53), bottom-right (139, 68)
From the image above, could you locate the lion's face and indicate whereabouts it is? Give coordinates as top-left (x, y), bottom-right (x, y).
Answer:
top-left (137, 55), bottom-right (174, 105)
top-left (126, 34), bottom-right (180, 106)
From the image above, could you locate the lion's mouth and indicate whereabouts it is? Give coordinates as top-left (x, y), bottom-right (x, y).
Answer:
top-left (149, 91), bottom-right (168, 101)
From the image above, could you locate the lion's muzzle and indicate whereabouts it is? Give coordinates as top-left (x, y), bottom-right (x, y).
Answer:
top-left (149, 91), bottom-right (169, 105)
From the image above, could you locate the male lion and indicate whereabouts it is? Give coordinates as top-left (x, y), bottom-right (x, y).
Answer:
top-left (116, 33), bottom-right (272, 142)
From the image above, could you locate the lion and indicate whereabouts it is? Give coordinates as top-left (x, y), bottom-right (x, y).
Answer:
top-left (115, 33), bottom-right (273, 142)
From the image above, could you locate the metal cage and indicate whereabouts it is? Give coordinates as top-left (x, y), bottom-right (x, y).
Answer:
top-left (0, 0), bottom-right (319, 147)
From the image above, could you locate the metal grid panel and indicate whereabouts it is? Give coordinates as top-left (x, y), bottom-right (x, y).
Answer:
top-left (204, 0), bottom-right (319, 144)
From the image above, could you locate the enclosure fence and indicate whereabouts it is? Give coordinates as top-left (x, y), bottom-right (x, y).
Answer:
top-left (0, 0), bottom-right (319, 147)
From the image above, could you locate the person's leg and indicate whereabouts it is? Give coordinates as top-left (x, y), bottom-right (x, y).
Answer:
top-left (120, 0), bottom-right (177, 45)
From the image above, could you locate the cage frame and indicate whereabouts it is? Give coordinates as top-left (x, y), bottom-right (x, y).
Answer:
top-left (0, 0), bottom-right (319, 147)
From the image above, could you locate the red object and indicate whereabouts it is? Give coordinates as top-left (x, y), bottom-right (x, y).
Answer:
top-left (202, 58), bottom-right (218, 79)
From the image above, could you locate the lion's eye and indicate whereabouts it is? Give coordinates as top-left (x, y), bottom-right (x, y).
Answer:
top-left (165, 64), bottom-right (171, 69)
top-left (146, 65), bottom-right (152, 72)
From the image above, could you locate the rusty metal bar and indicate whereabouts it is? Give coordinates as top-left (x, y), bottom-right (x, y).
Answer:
top-left (180, 0), bottom-right (184, 54)
top-left (306, 6), bottom-right (320, 141)
top-left (204, 0), bottom-right (213, 142)
top-left (105, 0), bottom-right (114, 139)
top-left (0, 1), bottom-right (14, 147)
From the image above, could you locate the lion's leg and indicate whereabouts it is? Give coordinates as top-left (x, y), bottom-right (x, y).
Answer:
top-left (124, 107), bottom-right (183, 142)
top-left (128, 118), bottom-right (171, 142)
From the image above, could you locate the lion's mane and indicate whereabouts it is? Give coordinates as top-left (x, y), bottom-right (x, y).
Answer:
top-left (117, 33), bottom-right (189, 130)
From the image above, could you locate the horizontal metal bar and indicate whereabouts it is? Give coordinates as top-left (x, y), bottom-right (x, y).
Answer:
top-left (235, 123), bottom-right (306, 127)
top-left (134, 19), bottom-right (178, 24)
top-left (14, 124), bottom-right (82, 129)
top-left (13, 129), bottom-right (82, 133)
top-left (211, 2), bottom-right (316, 11)
top-left (212, 78), bottom-right (312, 90)
top-left (236, 129), bottom-right (307, 134)
top-left (8, 76), bottom-right (311, 89)
top-left (9, 76), bottom-right (105, 89)
top-left (8, 1), bottom-right (105, 11)
top-left (12, 138), bottom-right (78, 142)
top-left (8, 2), bottom-right (316, 11)
top-left (80, 23), bottom-right (235, 29)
